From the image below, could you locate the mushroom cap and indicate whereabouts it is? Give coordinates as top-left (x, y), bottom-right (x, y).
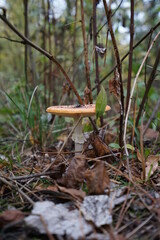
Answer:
top-left (46, 104), bottom-right (111, 117)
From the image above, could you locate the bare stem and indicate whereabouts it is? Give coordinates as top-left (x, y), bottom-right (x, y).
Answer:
top-left (103, 0), bottom-right (124, 148)
top-left (123, 31), bottom-right (160, 161)
top-left (80, 0), bottom-right (93, 103)
top-left (93, 0), bottom-right (100, 95)
top-left (92, 21), bottom-right (160, 91)
top-left (126, 0), bottom-right (134, 113)
top-left (136, 46), bottom-right (160, 127)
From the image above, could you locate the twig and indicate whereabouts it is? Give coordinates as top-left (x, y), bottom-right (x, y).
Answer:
top-left (23, 0), bottom-right (29, 85)
top-left (0, 175), bottom-right (34, 205)
top-left (96, 0), bottom-right (123, 36)
top-left (39, 215), bottom-right (55, 240)
top-left (80, 0), bottom-right (93, 103)
top-left (116, 195), bottom-right (135, 230)
top-left (123, 31), bottom-right (160, 171)
top-left (0, 14), bottom-right (83, 105)
top-left (0, 36), bottom-right (24, 43)
top-left (93, 0), bottom-right (100, 95)
top-left (136, 47), bottom-right (160, 126)
top-left (140, 111), bottom-right (146, 181)
top-left (126, 214), bottom-right (154, 239)
top-left (92, 21), bottom-right (160, 91)
top-left (8, 171), bottom-right (59, 181)
top-left (126, 0), bottom-right (134, 113)
top-left (103, 0), bottom-right (124, 149)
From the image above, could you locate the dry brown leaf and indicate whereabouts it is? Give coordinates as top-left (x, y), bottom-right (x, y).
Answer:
top-left (145, 155), bottom-right (160, 179)
top-left (0, 210), bottom-right (25, 227)
top-left (57, 185), bottom-right (86, 202)
top-left (91, 134), bottom-right (110, 157)
top-left (109, 68), bottom-right (120, 98)
top-left (136, 149), bottom-right (143, 162)
top-left (84, 86), bottom-right (91, 104)
top-left (57, 157), bottom-right (87, 188)
top-left (85, 161), bottom-right (110, 195)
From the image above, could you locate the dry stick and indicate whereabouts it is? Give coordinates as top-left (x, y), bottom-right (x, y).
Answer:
top-left (16, 179), bottom-right (42, 201)
top-left (116, 196), bottom-right (135, 231)
top-left (126, 214), bottom-right (154, 239)
top-left (8, 171), bottom-right (59, 181)
top-left (136, 47), bottom-right (160, 127)
top-left (103, 0), bottom-right (124, 149)
top-left (144, 31), bottom-right (153, 86)
top-left (126, 0), bottom-right (134, 113)
top-left (23, 0), bottom-right (29, 85)
top-left (143, 96), bottom-right (160, 135)
top-left (123, 31), bottom-right (160, 170)
top-left (80, 0), bottom-right (93, 103)
top-left (96, 0), bottom-right (123, 36)
top-left (115, 187), bottom-right (130, 229)
top-left (88, 158), bottom-right (155, 202)
top-left (0, 14), bottom-right (83, 105)
top-left (0, 175), bottom-right (34, 205)
top-left (140, 111), bottom-right (145, 181)
top-left (92, 21), bottom-right (160, 91)
top-left (0, 36), bottom-right (24, 43)
top-left (93, 0), bottom-right (100, 95)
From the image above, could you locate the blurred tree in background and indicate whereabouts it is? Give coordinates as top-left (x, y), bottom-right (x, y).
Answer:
top-left (0, 0), bottom-right (160, 153)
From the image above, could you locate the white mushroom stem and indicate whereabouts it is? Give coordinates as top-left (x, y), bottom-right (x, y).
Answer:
top-left (72, 116), bottom-right (85, 155)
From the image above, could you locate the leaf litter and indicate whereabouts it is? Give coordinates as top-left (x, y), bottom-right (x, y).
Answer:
top-left (0, 128), bottom-right (160, 239)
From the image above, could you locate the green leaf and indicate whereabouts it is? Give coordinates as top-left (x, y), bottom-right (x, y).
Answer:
top-left (96, 86), bottom-right (107, 119)
top-left (109, 143), bottom-right (120, 149)
top-left (126, 144), bottom-right (135, 151)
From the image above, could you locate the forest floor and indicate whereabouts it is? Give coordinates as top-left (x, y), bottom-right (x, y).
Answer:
top-left (0, 127), bottom-right (160, 240)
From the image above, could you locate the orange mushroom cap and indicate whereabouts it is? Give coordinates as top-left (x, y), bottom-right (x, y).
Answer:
top-left (46, 104), bottom-right (111, 117)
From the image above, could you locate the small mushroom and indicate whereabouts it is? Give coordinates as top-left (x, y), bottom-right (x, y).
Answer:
top-left (46, 104), bottom-right (111, 155)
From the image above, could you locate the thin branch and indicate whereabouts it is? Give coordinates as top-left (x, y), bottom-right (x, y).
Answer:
top-left (23, 0), bottom-right (29, 84)
top-left (93, 0), bottom-right (100, 94)
top-left (92, 21), bottom-right (160, 92)
top-left (136, 47), bottom-right (160, 127)
top-left (97, 0), bottom-right (123, 36)
top-left (126, 0), bottom-right (134, 113)
top-left (80, 0), bottom-right (93, 103)
top-left (0, 175), bottom-right (34, 205)
top-left (0, 36), bottom-right (24, 43)
top-left (126, 214), bottom-right (154, 239)
top-left (123, 31), bottom-right (160, 162)
top-left (0, 14), bottom-right (84, 105)
top-left (103, 0), bottom-right (124, 148)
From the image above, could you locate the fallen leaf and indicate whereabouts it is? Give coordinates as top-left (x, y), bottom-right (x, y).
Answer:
top-left (57, 157), bottom-right (87, 188)
top-left (57, 185), bottom-right (86, 202)
top-left (91, 134), bottom-right (110, 157)
top-left (0, 209), bottom-right (25, 227)
top-left (85, 161), bottom-right (110, 195)
top-left (136, 149), bottom-right (143, 162)
top-left (84, 86), bottom-right (91, 104)
top-left (109, 68), bottom-right (120, 99)
top-left (145, 155), bottom-right (160, 179)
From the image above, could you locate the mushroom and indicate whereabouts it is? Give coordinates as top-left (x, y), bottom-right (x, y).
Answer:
top-left (46, 104), bottom-right (111, 155)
